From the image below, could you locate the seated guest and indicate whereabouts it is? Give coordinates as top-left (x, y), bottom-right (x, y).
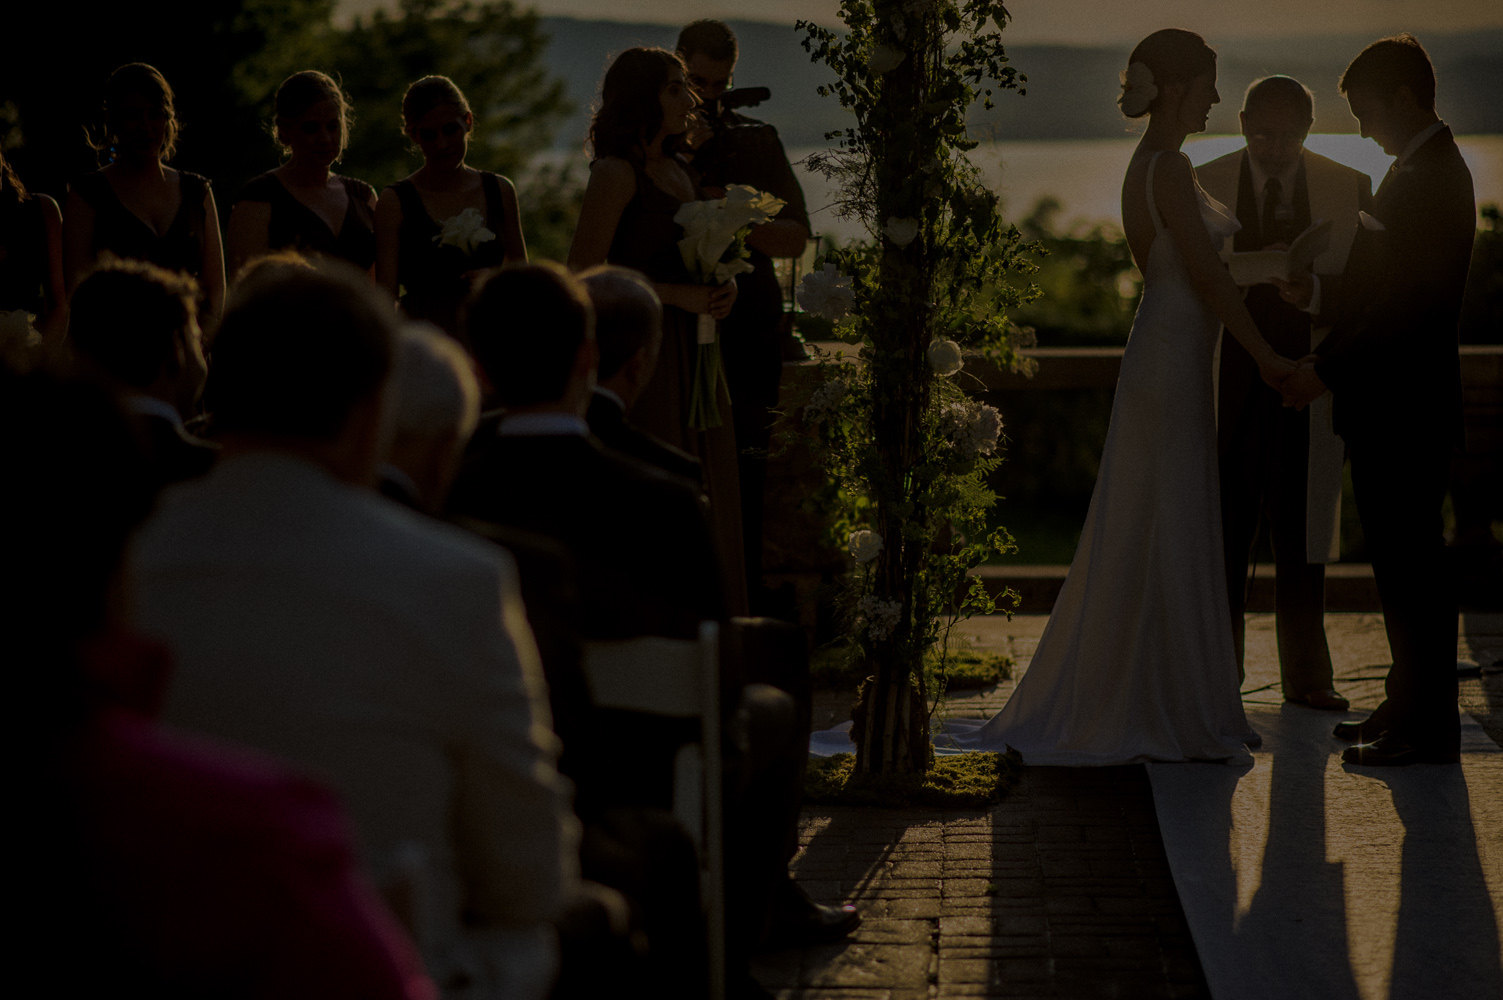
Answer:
top-left (448, 264), bottom-right (856, 997)
top-left (128, 261), bottom-right (578, 1000)
top-left (578, 265), bottom-right (701, 484)
top-left (381, 319), bottom-right (701, 999)
top-left (68, 259), bottom-right (216, 487)
top-left (4, 367), bottom-right (433, 999)
top-left (380, 323), bottom-right (482, 512)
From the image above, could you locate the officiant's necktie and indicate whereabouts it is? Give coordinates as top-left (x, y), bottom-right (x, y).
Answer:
top-left (1261, 177), bottom-right (1283, 245)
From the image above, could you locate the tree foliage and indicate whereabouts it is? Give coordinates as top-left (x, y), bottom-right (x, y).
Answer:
top-left (326, 0), bottom-right (569, 185)
top-left (2, 0), bottom-right (570, 242)
top-left (793, 0), bottom-right (1039, 775)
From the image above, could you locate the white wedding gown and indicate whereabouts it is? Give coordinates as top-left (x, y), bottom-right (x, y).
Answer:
top-left (945, 152), bottom-right (1257, 765)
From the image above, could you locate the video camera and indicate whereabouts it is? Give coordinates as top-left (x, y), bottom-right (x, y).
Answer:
top-left (693, 87), bottom-right (778, 189)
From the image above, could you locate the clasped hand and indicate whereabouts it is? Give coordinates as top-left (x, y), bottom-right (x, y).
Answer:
top-left (682, 278), bottom-right (738, 319)
top-left (1259, 353), bottom-right (1327, 411)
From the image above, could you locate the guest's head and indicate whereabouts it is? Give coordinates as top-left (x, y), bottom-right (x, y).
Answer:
top-left (97, 63), bottom-right (180, 165)
top-left (579, 265), bottom-right (662, 410)
top-left (402, 76), bottom-right (473, 169)
top-left (677, 19), bottom-right (738, 101)
top-left (274, 70), bottom-right (352, 169)
top-left (1340, 35), bottom-right (1439, 156)
top-left (1120, 29), bottom-right (1218, 133)
top-left (465, 262), bottom-right (597, 415)
top-left (70, 260), bottom-right (205, 416)
top-left (588, 47), bottom-right (696, 161)
top-left (212, 261), bottom-right (397, 483)
top-left (384, 324), bottom-right (481, 512)
top-left (1240, 76), bottom-right (1314, 177)
top-left (0, 368), bottom-right (154, 704)
top-left (231, 248), bottom-right (318, 290)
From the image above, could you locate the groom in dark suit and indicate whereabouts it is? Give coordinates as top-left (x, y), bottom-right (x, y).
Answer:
top-left (1199, 76), bottom-right (1371, 710)
top-left (1279, 35), bottom-right (1475, 765)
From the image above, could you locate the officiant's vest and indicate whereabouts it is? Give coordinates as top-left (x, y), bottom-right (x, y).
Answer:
top-left (1197, 147), bottom-right (1369, 563)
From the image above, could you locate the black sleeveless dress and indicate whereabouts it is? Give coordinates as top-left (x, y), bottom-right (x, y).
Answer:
top-left (0, 197), bottom-right (50, 316)
top-left (71, 169), bottom-right (209, 278)
top-left (606, 158), bottom-right (748, 614)
top-left (387, 172), bottom-right (510, 334)
top-left (233, 172), bottom-right (376, 270)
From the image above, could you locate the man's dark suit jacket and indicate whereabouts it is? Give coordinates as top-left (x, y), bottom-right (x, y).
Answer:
top-left (1313, 127), bottom-right (1475, 446)
top-left (586, 391), bottom-right (702, 485)
top-left (134, 413), bottom-right (217, 488)
top-left (446, 431), bottom-right (729, 809)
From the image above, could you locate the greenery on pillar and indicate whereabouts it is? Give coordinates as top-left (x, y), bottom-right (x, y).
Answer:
top-left (795, 0), bottom-right (1038, 776)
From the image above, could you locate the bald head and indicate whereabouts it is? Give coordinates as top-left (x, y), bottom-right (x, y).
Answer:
top-left (1243, 75), bottom-right (1315, 120)
top-left (1240, 75), bottom-right (1313, 176)
top-left (580, 265), bottom-right (663, 408)
top-left (384, 324), bottom-right (481, 511)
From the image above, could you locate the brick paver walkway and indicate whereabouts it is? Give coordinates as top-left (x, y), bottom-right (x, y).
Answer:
top-left (762, 612), bottom-right (1503, 999)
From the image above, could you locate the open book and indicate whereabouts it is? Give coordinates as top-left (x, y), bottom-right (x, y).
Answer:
top-left (1225, 218), bottom-right (1334, 286)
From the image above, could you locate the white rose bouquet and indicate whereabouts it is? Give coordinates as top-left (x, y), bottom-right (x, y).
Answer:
top-left (433, 206), bottom-right (496, 255)
top-left (673, 184), bottom-right (785, 430)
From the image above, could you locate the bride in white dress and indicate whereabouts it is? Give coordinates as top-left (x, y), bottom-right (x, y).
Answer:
top-left (950, 30), bottom-right (1296, 765)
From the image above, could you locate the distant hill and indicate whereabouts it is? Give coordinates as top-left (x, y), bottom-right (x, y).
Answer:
top-left (538, 18), bottom-right (1503, 150)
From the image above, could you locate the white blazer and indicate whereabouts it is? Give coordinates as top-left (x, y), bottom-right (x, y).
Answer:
top-left (1198, 147), bottom-right (1370, 563)
top-left (131, 452), bottom-right (579, 999)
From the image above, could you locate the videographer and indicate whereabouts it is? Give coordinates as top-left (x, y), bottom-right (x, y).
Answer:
top-left (677, 19), bottom-right (811, 614)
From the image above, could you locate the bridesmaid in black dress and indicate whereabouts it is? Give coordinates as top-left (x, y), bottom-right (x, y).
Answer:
top-left (226, 71), bottom-right (377, 280)
top-left (568, 47), bottom-right (747, 614)
top-left (0, 147), bottom-right (67, 344)
top-left (63, 64), bottom-right (224, 324)
top-left (375, 76), bottom-right (525, 335)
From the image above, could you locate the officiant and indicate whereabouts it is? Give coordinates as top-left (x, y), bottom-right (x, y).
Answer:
top-left (1197, 75), bottom-right (1372, 709)
top-left (677, 19), bottom-right (812, 612)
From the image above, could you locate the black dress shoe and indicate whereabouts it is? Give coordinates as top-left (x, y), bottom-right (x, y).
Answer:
top-left (762, 901), bottom-right (862, 950)
top-left (1333, 715), bottom-right (1388, 743)
top-left (1342, 734), bottom-right (1460, 767)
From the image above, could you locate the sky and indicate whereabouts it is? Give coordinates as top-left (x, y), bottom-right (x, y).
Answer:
top-left (336, 0), bottom-right (1503, 44)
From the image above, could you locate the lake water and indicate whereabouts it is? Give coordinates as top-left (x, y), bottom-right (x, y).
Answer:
top-left (788, 134), bottom-right (1503, 244)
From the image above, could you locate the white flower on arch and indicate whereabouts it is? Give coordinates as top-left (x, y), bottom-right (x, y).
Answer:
top-left (797, 263), bottom-right (856, 322)
top-left (867, 44), bottom-right (907, 76)
top-left (883, 216), bottom-right (920, 247)
top-left (927, 339), bottom-right (964, 377)
top-left (848, 530), bottom-right (884, 564)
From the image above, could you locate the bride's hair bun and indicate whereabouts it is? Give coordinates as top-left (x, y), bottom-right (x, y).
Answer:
top-left (1119, 28), bottom-right (1216, 119)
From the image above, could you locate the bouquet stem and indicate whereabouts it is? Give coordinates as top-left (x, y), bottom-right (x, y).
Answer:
top-left (689, 314), bottom-right (726, 431)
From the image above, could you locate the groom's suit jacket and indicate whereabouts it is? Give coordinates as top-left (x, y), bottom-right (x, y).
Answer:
top-left (1198, 147), bottom-right (1371, 561)
top-left (1312, 126), bottom-right (1474, 446)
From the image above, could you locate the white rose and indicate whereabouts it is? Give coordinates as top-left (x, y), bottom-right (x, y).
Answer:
top-left (803, 375), bottom-right (851, 421)
top-left (713, 256), bottom-right (756, 284)
top-left (867, 44), bottom-right (907, 76)
top-left (857, 595), bottom-right (904, 642)
top-left (848, 529), bottom-right (884, 564)
top-left (883, 216), bottom-right (920, 248)
top-left (927, 339), bottom-right (964, 376)
top-left (1117, 61), bottom-right (1158, 117)
top-left (433, 206), bottom-right (496, 255)
top-left (966, 403), bottom-right (1003, 456)
top-left (796, 263), bottom-right (856, 322)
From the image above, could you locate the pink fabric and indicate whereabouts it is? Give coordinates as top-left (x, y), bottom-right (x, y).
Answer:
top-left (75, 634), bottom-right (436, 999)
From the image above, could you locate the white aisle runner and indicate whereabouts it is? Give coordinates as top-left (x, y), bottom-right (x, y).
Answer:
top-left (1149, 704), bottom-right (1503, 1000)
